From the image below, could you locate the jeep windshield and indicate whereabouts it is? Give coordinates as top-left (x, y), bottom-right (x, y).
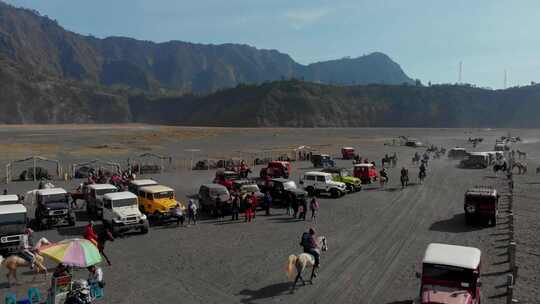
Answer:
top-left (466, 195), bottom-right (496, 205)
top-left (422, 263), bottom-right (474, 286)
top-left (96, 188), bottom-right (117, 196)
top-left (210, 188), bottom-right (228, 196)
top-left (153, 191), bottom-right (174, 199)
top-left (112, 198), bottom-right (137, 208)
top-left (341, 169), bottom-right (352, 177)
top-left (241, 185), bottom-right (259, 193)
top-left (283, 181), bottom-right (298, 190)
top-left (0, 212), bottom-right (26, 236)
top-left (40, 194), bottom-right (68, 205)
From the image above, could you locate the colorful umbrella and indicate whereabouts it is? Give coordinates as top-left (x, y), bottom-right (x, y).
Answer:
top-left (39, 238), bottom-right (102, 267)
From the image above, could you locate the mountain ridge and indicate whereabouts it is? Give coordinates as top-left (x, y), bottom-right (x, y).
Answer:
top-left (0, 1), bottom-right (414, 94)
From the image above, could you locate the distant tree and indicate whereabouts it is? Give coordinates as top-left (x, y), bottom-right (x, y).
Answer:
top-left (428, 81), bottom-right (432, 87)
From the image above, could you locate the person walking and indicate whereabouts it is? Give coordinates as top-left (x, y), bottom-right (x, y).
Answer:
top-left (187, 199), bottom-right (197, 225)
top-left (245, 195), bottom-right (254, 223)
top-left (97, 228), bottom-right (114, 266)
top-left (231, 195), bottom-right (240, 221)
top-left (84, 221), bottom-right (98, 246)
top-left (264, 191), bottom-right (272, 216)
top-left (250, 192), bottom-right (258, 219)
top-left (299, 197), bottom-right (308, 220)
top-left (309, 197), bottom-right (320, 223)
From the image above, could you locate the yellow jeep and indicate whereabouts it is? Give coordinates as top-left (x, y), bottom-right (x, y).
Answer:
top-left (137, 185), bottom-right (185, 220)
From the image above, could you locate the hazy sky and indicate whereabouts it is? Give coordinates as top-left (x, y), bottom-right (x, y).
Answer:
top-left (6, 0), bottom-right (540, 88)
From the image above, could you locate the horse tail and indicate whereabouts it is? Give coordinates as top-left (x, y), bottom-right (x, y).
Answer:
top-left (287, 255), bottom-right (298, 281)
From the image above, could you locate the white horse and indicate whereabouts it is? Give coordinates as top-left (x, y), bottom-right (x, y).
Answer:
top-left (0, 237), bottom-right (51, 286)
top-left (286, 236), bottom-right (327, 287)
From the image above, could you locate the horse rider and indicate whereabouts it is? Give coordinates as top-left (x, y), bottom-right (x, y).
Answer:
top-left (300, 228), bottom-right (320, 270)
top-left (20, 228), bottom-right (37, 269)
top-left (400, 167), bottom-right (409, 188)
top-left (419, 162), bottom-right (427, 179)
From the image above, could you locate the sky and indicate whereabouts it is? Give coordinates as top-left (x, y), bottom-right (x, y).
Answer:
top-left (5, 0), bottom-right (540, 89)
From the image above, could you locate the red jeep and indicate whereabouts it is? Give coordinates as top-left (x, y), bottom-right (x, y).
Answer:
top-left (259, 161), bottom-right (291, 179)
top-left (417, 243), bottom-right (482, 304)
top-left (213, 170), bottom-right (240, 190)
top-left (353, 163), bottom-right (378, 184)
top-left (341, 147), bottom-right (355, 160)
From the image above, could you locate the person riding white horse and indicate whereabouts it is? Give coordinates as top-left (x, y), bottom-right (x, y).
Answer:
top-left (287, 229), bottom-right (328, 287)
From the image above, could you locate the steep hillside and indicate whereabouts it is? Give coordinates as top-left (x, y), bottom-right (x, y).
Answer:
top-left (0, 2), bottom-right (413, 94)
top-left (0, 56), bottom-right (130, 123)
top-left (129, 81), bottom-right (540, 128)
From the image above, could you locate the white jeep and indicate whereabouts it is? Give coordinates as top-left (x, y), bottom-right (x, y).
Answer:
top-left (0, 204), bottom-right (27, 256)
top-left (299, 171), bottom-right (347, 198)
top-left (102, 192), bottom-right (149, 236)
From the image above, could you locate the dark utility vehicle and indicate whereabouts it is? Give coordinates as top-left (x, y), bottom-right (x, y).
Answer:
top-left (258, 178), bottom-right (307, 204)
top-left (464, 186), bottom-right (499, 226)
top-left (31, 188), bottom-right (75, 230)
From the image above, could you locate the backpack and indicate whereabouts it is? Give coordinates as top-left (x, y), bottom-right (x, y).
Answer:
top-left (300, 232), bottom-right (310, 247)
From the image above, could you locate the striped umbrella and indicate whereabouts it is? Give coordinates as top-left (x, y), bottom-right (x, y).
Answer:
top-left (39, 238), bottom-right (102, 267)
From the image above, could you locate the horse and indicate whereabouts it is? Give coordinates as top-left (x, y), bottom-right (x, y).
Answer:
top-left (516, 150), bottom-right (527, 159)
top-left (418, 170), bottom-right (426, 184)
top-left (512, 162), bottom-right (527, 175)
top-left (1, 237), bottom-right (50, 286)
top-left (286, 236), bottom-right (328, 288)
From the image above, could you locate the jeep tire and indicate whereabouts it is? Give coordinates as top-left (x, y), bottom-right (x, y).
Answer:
top-left (140, 221), bottom-right (149, 234)
top-left (464, 213), bottom-right (472, 225)
top-left (490, 215), bottom-right (497, 227)
top-left (330, 188), bottom-right (340, 198)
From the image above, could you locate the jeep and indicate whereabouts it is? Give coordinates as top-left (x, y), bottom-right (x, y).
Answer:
top-left (85, 184), bottom-right (118, 219)
top-left (27, 188), bottom-right (75, 230)
top-left (341, 147), bottom-right (355, 160)
top-left (198, 184), bottom-right (231, 215)
top-left (0, 195), bottom-right (20, 205)
top-left (448, 148), bottom-right (468, 160)
top-left (127, 179), bottom-right (158, 194)
top-left (0, 204), bottom-right (27, 256)
top-left (311, 154), bottom-right (336, 168)
top-left (321, 168), bottom-right (362, 192)
top-left (353, 163), bottom-right (378, 184)
top-left (214, 170), bottom-right (240, 190)
top-left (258, 178), bottom-right (307, 204)
top-left (416, 243), bottom-right (482, 304)
top-left (299, 171), bottom-right (346, 198)
top-left (464, 186), bottom-right (499, 226)
top-left (459, 152), bottom-right (489, 169)
top-left (102, 192), bottom-right (149, 236)
top-left (259, 161), bottom-right (291, 179)
top-left (137, 185), bottom-right (185, 222)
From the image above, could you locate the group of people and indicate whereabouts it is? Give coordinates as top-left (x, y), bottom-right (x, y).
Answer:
top-left (168, 199), bottom-right (198, 226)
top-left (285, 194), bottom-right (319, 222)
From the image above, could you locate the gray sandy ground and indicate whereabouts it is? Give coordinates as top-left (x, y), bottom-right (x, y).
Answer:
top-left (0, 126), bottom-right (539, 304)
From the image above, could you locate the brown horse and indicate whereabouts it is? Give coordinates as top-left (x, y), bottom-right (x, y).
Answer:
top-left (0, 237), bottom-right (50, 286)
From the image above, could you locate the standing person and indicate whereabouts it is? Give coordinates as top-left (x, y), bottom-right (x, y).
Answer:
top-left (245, 196), bottom-right (254, 222)
top-left (171, 203), bottom-right (185, 226)
top-left (292, 194), bottom-right (299, 218)
top-left (299, 197), bottom-right (308, 220)
top-left (84, 221), bottom-right (98, 246)
top-left (215, 197), bottom-right (223, 223)
top-left (264, 191), bottom-right (272, 216)
top-left (97, 228), bottom-right (114, 266)
top-left (87, 265), bottom-right (104, 289)
top-left (187, 199), bottom-right (197, 225)
top-left (250, 192), bottom-right (258, 219)
top-left (309, 197), bottom-right (320, 222)
top-left (231, 195), bottom-right (240, 221)
top-left (285, 192), bottom-right (293, 216)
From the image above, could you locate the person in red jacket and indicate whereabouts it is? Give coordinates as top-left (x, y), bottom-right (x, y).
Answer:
top-left (84, 221), bottom-right (98, 246)
top-left (250, 192), bottom-right (258, 219)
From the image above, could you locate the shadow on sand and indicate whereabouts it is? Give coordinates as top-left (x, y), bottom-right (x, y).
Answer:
top-left (238, 282), bottom-right (293, 303)
top-left (429, 214), bottom-right (484, 233)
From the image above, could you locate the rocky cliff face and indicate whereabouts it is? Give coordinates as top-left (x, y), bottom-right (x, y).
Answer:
top-left (0, 2), bottom-right (413, 95)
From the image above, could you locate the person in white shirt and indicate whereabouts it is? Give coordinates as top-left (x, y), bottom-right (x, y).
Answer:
top-left (87, 265), bottom-right (104, 288)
